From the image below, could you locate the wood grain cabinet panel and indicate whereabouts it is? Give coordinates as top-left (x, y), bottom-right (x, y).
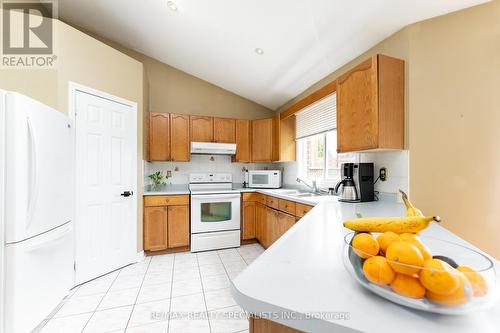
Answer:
top-left (190, 115), bottom-right (214, 142)
top-left (266, 196), bottom-right (279, 210)
top-left (337, 54), bottom-right (404, 153)
top-left (234, 119), bottom-right (252, 162)
top-left (295, 203), bottom-right (313, 218)
top-left (214, 117), bottom-right (236, 143)
top-left (242, 192), bottom-right (262, 202)
top-left (278, 199), bottom-right (296, 216)
top-left (144, 207), bottom-right (168, 251)
top-left (144, 195), bottom-right (189, 207)
top-left (170, 114), bottom-right (190, 161)
top-left (277, 212), bottom-right (295, 240)
top-left (265, 207), bottom-right (278, 248)
top-left (255, 203), bottom-right (266, 245)
top-left (251, 118), bottom-right (274, 162)
top-left (167, 205), bottom-right (189, 248)
top-left (242, 201), bottom-right (256, 240)
top-left (250, 316), bottom-right (303, 333)
top-left (149, 113), bottom-right (170, 161)
top-left (274, 115), bottom-right (296, 162)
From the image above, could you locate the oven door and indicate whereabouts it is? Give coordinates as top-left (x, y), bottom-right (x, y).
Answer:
top-left (191, 193), bottom-right (241, 233)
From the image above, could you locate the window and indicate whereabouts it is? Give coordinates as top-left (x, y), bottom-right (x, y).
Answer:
top-left (295, 93), bottom-right (356, 183)
top-left (297, 131), bottom-right (355, 182)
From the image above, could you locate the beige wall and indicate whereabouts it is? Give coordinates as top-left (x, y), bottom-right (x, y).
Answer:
top-left (278, 1), bottom-right (500, 258)
top-left (407, 1), bottom-right (500, 259)
top-left (0, 17), bottom-right (145, 251)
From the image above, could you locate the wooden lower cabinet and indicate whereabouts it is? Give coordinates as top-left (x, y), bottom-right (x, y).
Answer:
top-left (244, 193), bottom-right (314, 248)
top-left (167, 205), bottom-right (190, 248)
top-left (265, 207), bottom-right (278, 248)
top-left (242, 201), bottom-right (256, 240)
top-left (295, 203), bottom-right (313, 218)
top-left (255, 202), bottom-right (266, 244)
top-left (144, 207), bottom-right (168, 251)
top-left (250, 317), bottom-right (303, 333)
top-left (144, 195), bottom-right (190, 252)
top-left (276, 212), bottom-right (295, 240)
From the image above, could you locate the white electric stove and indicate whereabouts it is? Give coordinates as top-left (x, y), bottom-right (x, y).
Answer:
top-left (189, 173), bottom-right (241, 252)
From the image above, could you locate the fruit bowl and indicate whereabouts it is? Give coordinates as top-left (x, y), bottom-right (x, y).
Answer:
top-left (343, 232), bottom-right (499, 315)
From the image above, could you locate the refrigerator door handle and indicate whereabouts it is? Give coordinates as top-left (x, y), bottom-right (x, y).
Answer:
top-left (26, 116), bottom-right (38, 228)
top-left (22, 223), bottom-right (72, 253)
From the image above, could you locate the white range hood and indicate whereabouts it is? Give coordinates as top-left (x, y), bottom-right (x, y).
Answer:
top-left (190, 141), bottom-right (237, 155)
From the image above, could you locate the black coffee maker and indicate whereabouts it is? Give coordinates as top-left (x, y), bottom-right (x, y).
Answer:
top-left (334, 163), bottom-right (375, 202)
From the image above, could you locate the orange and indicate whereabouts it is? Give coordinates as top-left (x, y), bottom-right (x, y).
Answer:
top-left (385, 241), bottom-right (424, 276)
top-left (457, 266), bottom-right (488, 296)
top-left (363, 256), bottom-right (396, 285)
top-left (390, 274), bottom-right (426, 298)
top-left (426, 272), bottom-right (472, 306)
top-left (419, 259), bottom-right (460, 295)
top-left (399, 233), bottom-right (432, 260)
top-left (352, 233), bottom-right (380, 259)
top-left (377, 232), bottom-right (401, 255)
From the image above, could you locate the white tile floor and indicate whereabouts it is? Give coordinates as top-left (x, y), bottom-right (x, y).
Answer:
top-left (37, 243), bottom-right (264, 333)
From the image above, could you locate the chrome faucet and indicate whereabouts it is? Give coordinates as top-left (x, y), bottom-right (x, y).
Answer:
top-left (296, 177), bottom-right (318, 193)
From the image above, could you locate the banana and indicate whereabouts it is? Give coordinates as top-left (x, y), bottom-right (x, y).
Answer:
top-left (399, 190), bottom-right (423, 217)
top-left (343, 215), bottom-right (441, 233)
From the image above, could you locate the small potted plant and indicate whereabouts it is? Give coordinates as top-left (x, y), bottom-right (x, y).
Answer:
top-left (148, 171), bottom-right (167, 191)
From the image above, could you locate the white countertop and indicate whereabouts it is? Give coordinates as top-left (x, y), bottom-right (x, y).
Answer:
top-left (231, 198), bottom-right (500, 333)
top-left (144, 184), bottom-right (337, 206)
top-left (143, 184), bottom-right (190, 195)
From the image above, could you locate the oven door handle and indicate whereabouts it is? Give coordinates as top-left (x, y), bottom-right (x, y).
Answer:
top-left (191, 194), bottom-right (241, 200)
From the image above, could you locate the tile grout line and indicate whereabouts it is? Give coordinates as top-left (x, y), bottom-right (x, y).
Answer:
top-left (79, 270), bottom-right (123, 333)
top-left (165, 254), bottom-right (176, 333)
top-left (196, 252), bottom-right (213, 333)
top-left (123, 257), bottom-right (153, 332)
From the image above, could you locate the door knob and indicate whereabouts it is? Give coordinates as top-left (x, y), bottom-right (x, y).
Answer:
top-left (121, 191), bottom-right (133, 197)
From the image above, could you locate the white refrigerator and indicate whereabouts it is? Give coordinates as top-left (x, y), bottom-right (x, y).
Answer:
top-left (0, 91), bottom-right (75, 333)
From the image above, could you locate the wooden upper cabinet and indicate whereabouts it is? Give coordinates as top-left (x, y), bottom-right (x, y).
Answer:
top-left (213, 118), bottom-right (236, 143)
top-left (234, 119), bottom-right (252, 162)
top-left (251, 118), bottom-right (274, 162)
top-left (144, 206), bottom-right (168, 251)
top-left (170, 114), bottom-right (190, 161)
top-left (190, 115), bottom-right (214, 142)
top-left (273, 114), bottom-right (296, 162)
top-left (167, 205), bottom-right (189, 248)
top-left (337, 54), bottom-right (404, 153)
top-left (149, 113), bottom-right (170, 161)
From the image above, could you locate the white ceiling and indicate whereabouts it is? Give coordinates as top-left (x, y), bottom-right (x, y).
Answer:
top-left (59, 0), bottom-right (487, 110)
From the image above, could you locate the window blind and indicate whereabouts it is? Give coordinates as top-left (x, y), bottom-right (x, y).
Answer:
top-left (295, 93), bottom-right (336, 140)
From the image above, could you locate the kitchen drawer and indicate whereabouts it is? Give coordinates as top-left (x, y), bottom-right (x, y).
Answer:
top-left (278, 199), bottom-right (296, 216)
top-left (144, 195), bottom-right (189, 207)
top-left (295, 203), bottom-right (314, 218)
top-left (242, 192), bottom-right (262, 202)
top-left (266, 196), bottom-right (279, 209)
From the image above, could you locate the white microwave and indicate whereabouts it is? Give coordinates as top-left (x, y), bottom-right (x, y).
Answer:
top-left (248, 170), bottom-right (282, 188)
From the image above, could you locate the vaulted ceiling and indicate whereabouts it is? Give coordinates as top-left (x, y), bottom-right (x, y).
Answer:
top-left (59, 0), bottom-right (487, 109)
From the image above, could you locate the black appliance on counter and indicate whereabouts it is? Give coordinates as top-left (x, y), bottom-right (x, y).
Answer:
top-left (335, 163), bottom-right (375, 202)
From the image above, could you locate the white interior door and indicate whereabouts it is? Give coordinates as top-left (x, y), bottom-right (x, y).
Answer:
top-left (74, 90), bottom-right (137, 284)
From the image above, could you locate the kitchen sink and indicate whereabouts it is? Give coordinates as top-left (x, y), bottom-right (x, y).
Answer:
top-left (288, 192), bottom-right (328, 197)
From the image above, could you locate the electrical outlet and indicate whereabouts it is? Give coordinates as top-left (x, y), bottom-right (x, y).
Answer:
top-left (379, 167), bottom-right (387, 181)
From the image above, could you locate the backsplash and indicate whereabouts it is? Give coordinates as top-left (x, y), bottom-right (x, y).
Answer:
top-left (279, 150), bottom-right (409, 197)
top-left (144, 155), bottom-right (275, 185)
top-left (144, 151), bottom-right (409, 198)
